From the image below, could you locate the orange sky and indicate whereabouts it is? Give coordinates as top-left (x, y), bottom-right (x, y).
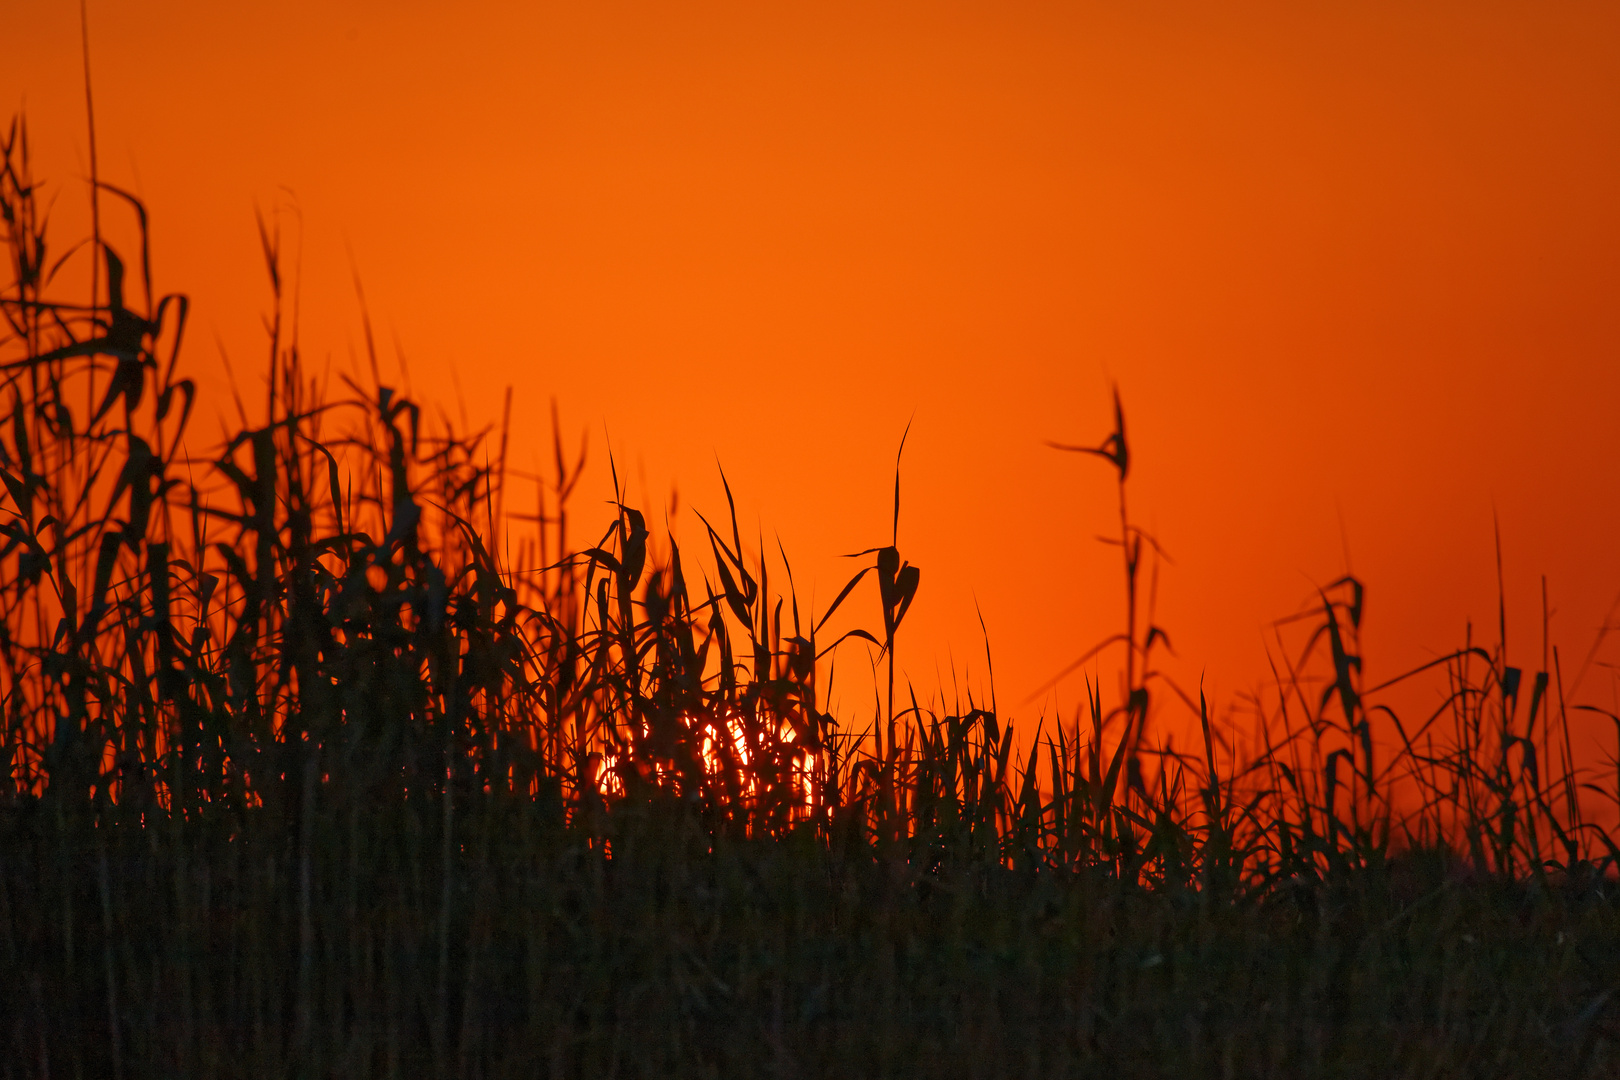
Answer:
top-left (10, 1), bottom-right (1620, 747)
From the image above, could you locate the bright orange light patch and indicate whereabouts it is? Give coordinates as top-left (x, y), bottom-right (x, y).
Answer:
top-left (592, 710), bottom-right (818, 817)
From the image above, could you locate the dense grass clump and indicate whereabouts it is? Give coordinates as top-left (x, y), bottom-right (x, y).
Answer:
top-left (2, 115), bottom-right (1618, 1077)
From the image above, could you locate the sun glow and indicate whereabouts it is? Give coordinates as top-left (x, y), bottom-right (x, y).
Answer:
top-left (591, 709), bottom-right (819, 816)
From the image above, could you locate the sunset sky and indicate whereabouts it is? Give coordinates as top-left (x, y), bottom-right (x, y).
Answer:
top-left (9, 1), bottom-right (1620, 743)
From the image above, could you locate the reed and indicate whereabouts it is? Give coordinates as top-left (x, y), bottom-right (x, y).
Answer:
top-left (1, 115), bottom-right (1616, 1077)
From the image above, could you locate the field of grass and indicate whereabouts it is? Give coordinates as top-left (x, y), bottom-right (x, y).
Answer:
top-left (2, 114), bottom-right (1618, 1078)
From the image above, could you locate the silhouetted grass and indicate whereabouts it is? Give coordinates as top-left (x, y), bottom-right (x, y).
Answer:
top-left (2, 114), bottom-right (1617, 1077)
